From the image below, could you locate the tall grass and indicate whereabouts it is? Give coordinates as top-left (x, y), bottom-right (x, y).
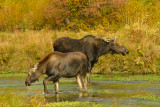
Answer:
top-left (0, 89), bottom-right (45, 107)
top-left (0, 30), bottom-right (53, 72)
top-left (0, 29), bottom-right (160, 74)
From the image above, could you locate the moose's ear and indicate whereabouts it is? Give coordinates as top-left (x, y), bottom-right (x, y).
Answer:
top-left (31, 63), bottom-right (39, 72)
top-left (102, 37), bottom-right (110, 42)
top-left (113, 36), bottom-right (117, 42)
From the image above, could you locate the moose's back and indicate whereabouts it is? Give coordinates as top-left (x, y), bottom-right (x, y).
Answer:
top-left (44, 52), bottom-right (88, 78)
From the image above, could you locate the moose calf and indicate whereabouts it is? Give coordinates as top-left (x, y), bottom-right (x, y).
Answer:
top-left (25, 51), bottom-right (88, 93)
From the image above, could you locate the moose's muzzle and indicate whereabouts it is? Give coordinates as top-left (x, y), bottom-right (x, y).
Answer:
top-left (25, 81), bottom-right (31, 86)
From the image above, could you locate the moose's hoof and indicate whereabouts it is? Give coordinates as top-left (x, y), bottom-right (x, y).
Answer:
top-left (55, 91), bottom-right (59, 94)
top-left (44, 90), bottom-right (49, 94)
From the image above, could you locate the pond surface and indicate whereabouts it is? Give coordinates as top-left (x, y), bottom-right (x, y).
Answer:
top-left (1, 76), bottom-right (160, 107)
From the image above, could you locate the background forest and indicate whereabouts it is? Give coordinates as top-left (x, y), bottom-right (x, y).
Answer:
top-left (0, 0), bottom-right (160, 74)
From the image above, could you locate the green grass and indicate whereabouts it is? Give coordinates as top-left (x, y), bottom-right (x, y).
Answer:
top-left (0, 94), bottom-right (26, 107)
top-left (1, 73), bottom-right (160, 82)
top-left (0, 73), bottom-right (26, 79)
top-left (0, 94), bottom-right (106, 107)
top-left (131, 93), bottom-right (160, 101)
top-left (0, 90), bottom-right (45, 107)
top-left (91, 74), bottom-right (160, 81)
top-left (46, 101), bottom-right (106, 107)
top-left (0, 89), bottom-right (106, 107)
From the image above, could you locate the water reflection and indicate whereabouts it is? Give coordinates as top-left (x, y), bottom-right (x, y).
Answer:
top-left (44, 91), bottom-right (90, 103)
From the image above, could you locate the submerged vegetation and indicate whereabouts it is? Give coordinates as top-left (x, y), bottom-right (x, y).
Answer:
top-left (131, 93), bottom-right (160, 102)
top-left (0, 0), bottom-right (160, 74)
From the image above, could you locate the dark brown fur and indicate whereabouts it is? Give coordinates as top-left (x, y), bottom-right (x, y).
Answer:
top-left (53, 35), bottom-right (129, 80)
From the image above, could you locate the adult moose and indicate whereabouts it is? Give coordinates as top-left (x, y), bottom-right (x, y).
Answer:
top-left (25, 51), bottom-right (88, 93)
top-left (53, 35), bottom-right (129, 80)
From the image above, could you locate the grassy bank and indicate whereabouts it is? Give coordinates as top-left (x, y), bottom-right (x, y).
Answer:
top-left (0, 92), bottom-right (106, 107)
top-left (0, 28), bottom-right (160, 74)
top-left (0, 91), bottom-right (45, 107)
top-left (46, 101), bottom-right (106, 107)
top-left (1, 73), bottom-right (160, 82)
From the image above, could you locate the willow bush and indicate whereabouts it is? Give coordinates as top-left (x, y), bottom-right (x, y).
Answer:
top-left (0, 0), bottom-right (159, 31)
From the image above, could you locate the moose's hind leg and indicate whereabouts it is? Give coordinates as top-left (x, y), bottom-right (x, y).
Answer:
top-left (81, 75), bottom-right (87, 92)
top-left (76, 75), bottom-right (83, 92)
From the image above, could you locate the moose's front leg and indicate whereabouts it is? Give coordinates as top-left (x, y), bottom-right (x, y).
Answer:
top-left (76, 75), bottom-right (83, 92)
top-left (81, 75), bottom-right (87, 92)
top-left (43, 76), bottom-right (55, 93)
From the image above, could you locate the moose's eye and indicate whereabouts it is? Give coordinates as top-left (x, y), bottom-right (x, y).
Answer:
top-left (115, 43), bottom-right (118, 46)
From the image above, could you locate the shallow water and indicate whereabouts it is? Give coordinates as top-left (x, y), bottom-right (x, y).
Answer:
top-left (1, 76), bottom-right (160, 107)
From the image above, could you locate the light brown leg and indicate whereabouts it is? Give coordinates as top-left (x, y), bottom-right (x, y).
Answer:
top-left (76, 75), bottom-right (83, 92)
top-left (54, 81), bottom-right (59, 93)
top-left (87, 72), bottom-right (90, 82)
top-left (81, 75), bottom-right (87, 92)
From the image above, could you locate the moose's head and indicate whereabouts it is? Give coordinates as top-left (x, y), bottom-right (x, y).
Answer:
top-left (25, 63), bottom-right (40, 86)
top-left (102, 37), bottom-right (129, 56)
